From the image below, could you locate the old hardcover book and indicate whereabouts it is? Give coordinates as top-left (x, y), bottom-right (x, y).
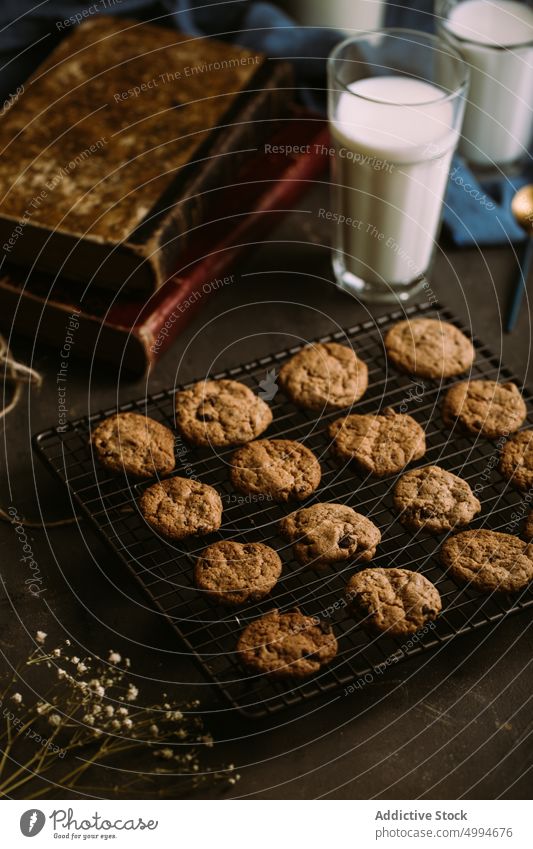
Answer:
top-left (0, 114), bottom-right (328, 375)
top-left (0, 16), bottom-right (292, 295)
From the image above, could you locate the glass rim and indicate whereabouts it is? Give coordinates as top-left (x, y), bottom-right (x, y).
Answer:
top-left (436, 0), bottom-right (533, 51)
top-left (328, 27), bottom-right (470, 106)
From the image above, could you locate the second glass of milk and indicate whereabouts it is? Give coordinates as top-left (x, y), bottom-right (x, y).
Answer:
top-left (328, 30), bottom-right (468, 303)
top-left (438, 0), bottom-right (533, 168)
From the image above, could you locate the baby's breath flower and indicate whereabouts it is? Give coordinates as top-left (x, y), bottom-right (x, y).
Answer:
top-left (108, 651), bottom-right (121, 664)
top-left (150, 725), bottom-right (159, 737)
top-left (57, 669), bottom-right (67, 680)
top-left (110, 720), bottom-right (121, 731)
top-left (91, 705), bottom-right (102, 716)
top-left (11, 693), bottom-right (22, 704)
top-left (36, 702), bottom-right (49, 715)
top-left (155, 748), bottom-right (173, 760)
top-left (52, 648), bottom-right (61, 657)
top-left (122, 718), bottom-right (133, 730)
top-left (35, 631), bottom-right (47, 644)
top-left (116, 707), bottom-right (128, 717)
top-left (176, 729), bottom-right (188, 740)
top-left (127, 684), bottom-right (139, 701)
top-left (76, 662), bottom-right (88, 674)
top-left (71, 656), bottom-right (80, 665)
top-left (104, 705), bottom-right (114, 717)
top-left (88, 680), bottom-right (105, 698)
top-left (65, 639), bottom-right (71, 646)
top-left (82, 714), bottom-right (95, 726)
top-left (48, 713), bottom-right (61, 728)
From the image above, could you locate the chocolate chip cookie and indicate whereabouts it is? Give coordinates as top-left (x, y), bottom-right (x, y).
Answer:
top-left (346, 568), bottom-right (442, 635)
top-left (230, 439), bottom-right (321, 502)
top-left (442, 380), bottom-right (526, 439)
top-left (279, 502), bottom-right (381, 568)
top-left (441, 529), bottom-right (533, 592)
top-left (500, 429), bottom-right (533, 490)
top-left (139, 477), bottom-right (222, 541)
top-left (91, 412), bottom-right (175, 479)
top-left (393, 465), bottom-right (481, 533)
top-left (385, 318), bottom-right (475, 379)
top-left (328, 408), bottom-right (426, 477)
top-left (194, 540), bottom-right (282, 606)
top-left (237, 609), bottom-right (338, 678)
top-left (278, 341), bottom-right (368, 411)
top-left (175, 379), bottom-right (272, 447)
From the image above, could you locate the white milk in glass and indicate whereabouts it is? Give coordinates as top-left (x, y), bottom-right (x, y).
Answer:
top-left (442, 0), bottom-right (533, 165)
top-left (331, 76), bottom-right (458, 288)
top-left (284, 0), bottom-right (384, 33)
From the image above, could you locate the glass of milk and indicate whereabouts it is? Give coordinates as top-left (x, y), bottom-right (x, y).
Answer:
top-left (281, 0), bottom-right (385, 33)
top-left (438, 0), bottom-right (533, 167)
top-left (328, 30), bottom-right (468, 303)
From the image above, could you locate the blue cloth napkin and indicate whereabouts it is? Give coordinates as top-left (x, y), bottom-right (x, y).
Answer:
top-left (0, 0), bottom-right (529, 246)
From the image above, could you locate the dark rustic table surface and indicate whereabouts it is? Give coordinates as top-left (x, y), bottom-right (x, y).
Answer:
top-left (1, 182), bottom-right (532, 800)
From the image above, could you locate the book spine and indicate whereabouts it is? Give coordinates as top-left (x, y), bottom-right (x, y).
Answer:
top-left (138, 123), bottom-right (330, 371)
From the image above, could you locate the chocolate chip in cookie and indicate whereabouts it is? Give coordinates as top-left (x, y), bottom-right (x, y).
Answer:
top-left (175, 379), bottom-right (272, 447)
top-left (385, 318), bottom-right (475, 379)
top-left (442, 380), bottom-right (526, 439)
top-left (346, 568), bottom-right (442, 636)
top-left (279, 502), bottom-right (381, 568)
top-left (237, 608), bottom-right (338, 678)
top-left (441, 529), bottom-right (533, 592)
top-left (393, 465), bottom-right (481, 533)
top-left (195, 540), bottom-right (282, 606)
top-left (91, 412), bottom-right (175, 479)
top-left (230, 439), bottom-right (321, 502)
top-left (139, 476), bottom-right (222, 541)
top-left (500, 429), bottom-right (533, 490)
top-left (328, 408), bottom-right (426, 477)
top-left (278, 341), bottom-right (368, 411)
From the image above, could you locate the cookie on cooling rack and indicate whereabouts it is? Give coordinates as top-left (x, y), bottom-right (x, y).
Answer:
top-left (384, 318), bottom-right (475, 379)
top-left (393, 465), bottom-right (481, 533)
top-left (278, 341), bottom-right (368, 411)
top-left (139, 476), bottom-right (222, 541)
top-left (175, 379), bottom-right (272, 447)
top-left (328, 408), bottom-right (426, 477)
top-left (91, 412), bottom-right (175, 478)
top-left (194, 540), bottom-right (282, 606)
top-left (230, 438), bottom-right (321, 502)
top-left (279, 502), bottom-right (381, 568)
top-left (237, 609), bottom-right (338, 678)
top-left (441, 529), bottom-right (533, 593)
top-left (346, 568), bottom-right (442, 636)
top-left (442, 380), bottom-right (526, 439)
top-left (500, 429), bottom-right (533, 490)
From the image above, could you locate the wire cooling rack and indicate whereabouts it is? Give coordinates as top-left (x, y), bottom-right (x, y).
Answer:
top-left (33, 302), bottom-right (533, 718)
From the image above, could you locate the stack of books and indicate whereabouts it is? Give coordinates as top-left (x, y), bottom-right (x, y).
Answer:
top-left (0, 16), bottom-right (328, 373)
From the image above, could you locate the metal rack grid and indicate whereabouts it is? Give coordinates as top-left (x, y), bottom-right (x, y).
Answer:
top-left (33, 302), bottom-right (533, 718)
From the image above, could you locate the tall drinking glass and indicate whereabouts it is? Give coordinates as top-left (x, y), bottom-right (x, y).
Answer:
top-left (328, 29), bottom-right (469, 303)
